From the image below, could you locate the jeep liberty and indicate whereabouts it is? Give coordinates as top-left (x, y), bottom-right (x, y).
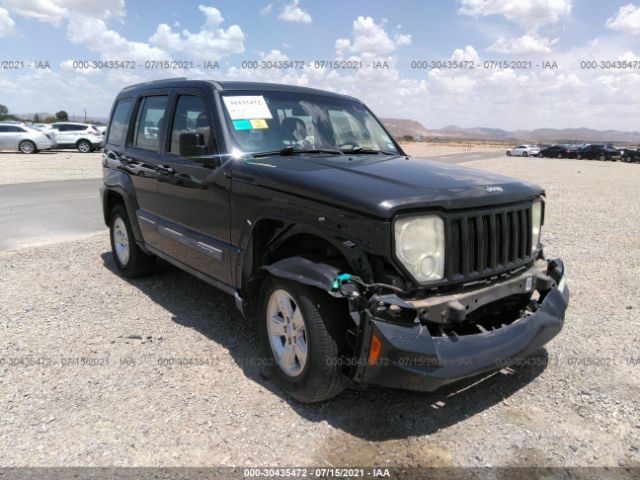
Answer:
top-left (101, 78), bottom-right (569, 403)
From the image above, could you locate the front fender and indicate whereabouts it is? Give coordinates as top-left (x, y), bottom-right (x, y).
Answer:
top-left (259, 256), bottom-right (342, 296)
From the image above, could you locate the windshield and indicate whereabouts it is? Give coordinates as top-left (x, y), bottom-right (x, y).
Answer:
top-left (220, 90), bottom-right (400, 156)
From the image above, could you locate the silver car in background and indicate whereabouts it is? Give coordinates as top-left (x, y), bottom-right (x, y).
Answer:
top-left (506, 144), bottom-right (541, 157)
top-left (0, 122), bottom-right (55, 154)
top-left (45, 122), bottom-right (104, 153)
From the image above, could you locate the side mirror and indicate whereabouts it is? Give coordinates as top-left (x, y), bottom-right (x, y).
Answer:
top-left (179, 132), bottom-right (207, 157)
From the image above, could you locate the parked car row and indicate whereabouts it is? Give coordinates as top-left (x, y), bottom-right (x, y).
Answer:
top-left (620, 147), bottom-right (640, 163)
top-left (0, 121), bottom-right (105, 154)
top-left (508, 143), bottom-right (636, 162)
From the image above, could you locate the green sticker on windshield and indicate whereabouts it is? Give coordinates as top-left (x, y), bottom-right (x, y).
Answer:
top-left (232, 119), bottom-right (251, 130)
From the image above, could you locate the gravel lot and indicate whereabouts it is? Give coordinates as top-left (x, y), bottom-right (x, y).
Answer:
top-left (0, 151), bottom-right (102, 185)
top-left (0, 156), bottom-right (638, 468)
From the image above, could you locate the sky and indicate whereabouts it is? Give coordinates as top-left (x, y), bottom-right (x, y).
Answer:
top-left (0, 0), bottom-right (638, 130)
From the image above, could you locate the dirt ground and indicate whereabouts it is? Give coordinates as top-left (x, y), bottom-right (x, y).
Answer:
top-left (401, 142), bottom-right (505, 157)
top-left (0, 155), bottom-right (638, 469)
top-left (0, 151), bottom-right (103, 185)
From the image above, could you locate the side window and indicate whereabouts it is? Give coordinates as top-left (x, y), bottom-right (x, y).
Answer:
top-left (0, 126), bottom-right (8, 132)
top-left (106, 99), bottom-right (133, 147)
top-left (133, 96), bottom-right (168, 151)
top-left (168, 95), bottom-right (212, 155)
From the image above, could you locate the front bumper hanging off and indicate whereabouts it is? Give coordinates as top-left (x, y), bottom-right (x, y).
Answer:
top-left (261, 256), bottom-right (569, 393)
top-left (352, 259), bottom-right (569, 391)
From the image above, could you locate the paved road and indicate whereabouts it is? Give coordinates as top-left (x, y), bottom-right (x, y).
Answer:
top-left (0, 178), bottom-right (105, 252)
top-left (0, 152), bottom-right (502, 252)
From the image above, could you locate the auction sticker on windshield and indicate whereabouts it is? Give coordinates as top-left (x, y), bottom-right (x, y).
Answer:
top-left (223, 96), bottom-right (273, 120)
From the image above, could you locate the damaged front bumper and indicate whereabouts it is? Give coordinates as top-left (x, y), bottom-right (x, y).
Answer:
top-left (351, 259), bottom-right (569, 391)
top-left (260, 255), bottom-right (569, 393)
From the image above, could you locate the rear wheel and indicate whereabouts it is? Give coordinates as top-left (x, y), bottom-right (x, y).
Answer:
top-left (577, 153), bottom-right (583, 160)
top-left (557, 153), bottom-right (562, 159)
top-left (77, 140), bottom-right (93, 153)
top-left (522, 152), bottom-right (528, 157)
top-left (109, 204), bottom-right (155, 277)
top-left (259, 276), bottom-right (346, 403)
top-left (599, 154), bottom-right (606, 161)
top-left (19, 140), bottom-right (37, 154)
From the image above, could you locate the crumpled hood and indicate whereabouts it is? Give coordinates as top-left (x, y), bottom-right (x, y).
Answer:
top-left (232, 154), bottom-right (544, 218)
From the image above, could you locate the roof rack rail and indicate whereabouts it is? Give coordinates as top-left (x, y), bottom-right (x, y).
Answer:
top-left (121, 77), bottom-right (188, 91)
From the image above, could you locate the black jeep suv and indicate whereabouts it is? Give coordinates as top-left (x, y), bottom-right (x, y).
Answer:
top-left (101, 79), bottom-right (569, 402)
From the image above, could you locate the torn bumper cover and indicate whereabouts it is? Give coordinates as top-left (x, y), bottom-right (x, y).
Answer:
top-left (354, 259), bottom-right (569, 391)
top-left (261, 256), bottom-right (569, 392)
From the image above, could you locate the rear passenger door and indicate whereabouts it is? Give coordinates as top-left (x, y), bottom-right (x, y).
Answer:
top-left (122, 93), bottom-right (171, 248)
top-left (155, 90), bottom-right (232, 286)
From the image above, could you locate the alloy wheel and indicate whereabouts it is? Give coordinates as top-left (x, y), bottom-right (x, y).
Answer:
top-left (266, 289), bottom-right (308, 377)
top-left (112, 216), bottom-right (130, 266)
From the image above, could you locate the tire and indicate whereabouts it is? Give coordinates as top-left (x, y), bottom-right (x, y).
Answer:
top-left (599, 154), bottom-right (606, 161)
top-left (506, 151), bottom-right (511, 156)
top-left (109, 204), bottom-right (155, 278)
top-left (522, 152), bottom-right (528, 157)
top-left (19, 140), bottom-right (37, 154)
top-left (577, 154), bottom-right (582, 160)
top-left (557, 153), bottom-right (562, 159)
top-left (258, 276), bottom-right (347, 403)
top-left (77, 139), bottom-right (93, 153)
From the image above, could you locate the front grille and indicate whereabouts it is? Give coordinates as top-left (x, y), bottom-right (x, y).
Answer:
top-left (445, 203), bottom-right (533, 282)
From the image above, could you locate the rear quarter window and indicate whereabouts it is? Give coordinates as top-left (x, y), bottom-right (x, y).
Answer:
top-left (107, 99), bottom-right (134, 147)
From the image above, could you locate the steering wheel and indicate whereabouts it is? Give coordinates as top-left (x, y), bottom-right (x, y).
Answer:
top-left (338, 142), bottom-right (360, 150)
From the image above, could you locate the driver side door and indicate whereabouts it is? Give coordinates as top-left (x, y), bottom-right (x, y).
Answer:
top-left (155, 90), bottom-right (233, 286)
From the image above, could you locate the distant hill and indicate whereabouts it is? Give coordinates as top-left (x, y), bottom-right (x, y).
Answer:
top-left (380, 118), bottom-right (640, 144)
top-left (380, 118), bottom-right (431, 138)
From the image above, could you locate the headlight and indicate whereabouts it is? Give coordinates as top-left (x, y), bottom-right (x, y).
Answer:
top-left (394, 215), bottom-right (445, 282)
top-left (531, 198), bottom-right (543, 253)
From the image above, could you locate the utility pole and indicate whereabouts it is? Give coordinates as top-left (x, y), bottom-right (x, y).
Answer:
top-left (84, 108), bottom-right (87, 122)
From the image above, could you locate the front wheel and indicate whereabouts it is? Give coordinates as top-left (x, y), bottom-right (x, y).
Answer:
top-left (577, 154), bottom-right (582, 160)
top-left (77, 140), bottom-right (93, 153)
top-left (522, 152), bottom-right (528, 157)
top-left (599, 154), bottom-right (606, 161)
top-left (259, 277), bottom-right (347, 403)
top-left (19, 140), bottom-right (37, 154)
top-left (109, 204), bottom-right (155, 278)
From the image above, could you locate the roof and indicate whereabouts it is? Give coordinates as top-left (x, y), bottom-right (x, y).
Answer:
top-left (118, 78), bottom-right (359, 102)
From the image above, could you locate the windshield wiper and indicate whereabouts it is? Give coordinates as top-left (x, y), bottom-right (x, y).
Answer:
top-left (253, 146), bottom-right (344, 158)
top-left (340, 147), bottom-right (398, 155)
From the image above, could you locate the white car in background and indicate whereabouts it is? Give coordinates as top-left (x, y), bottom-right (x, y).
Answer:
top-left (0, 122), bottom-right (55, 154)
top-left (506, 144), bottom-right (540, 157)
top-left (45, 122), bottom-right (104, 153)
